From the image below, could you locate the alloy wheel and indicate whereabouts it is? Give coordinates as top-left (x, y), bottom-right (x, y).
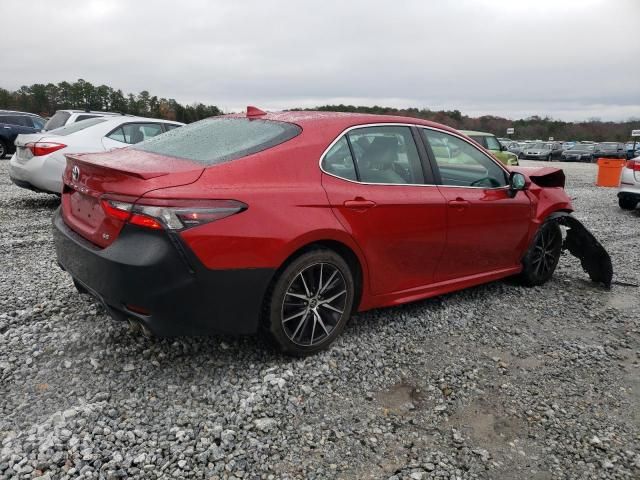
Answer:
top-left (531, 226), bottom-right (561, 277)
top-left (281, 262), bottom-right (347, 347)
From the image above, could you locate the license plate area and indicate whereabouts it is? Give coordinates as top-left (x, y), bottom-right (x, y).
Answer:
top-left (69, 189), bottom-right (103, 230)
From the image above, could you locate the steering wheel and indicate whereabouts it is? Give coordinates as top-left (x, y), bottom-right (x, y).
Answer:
top-left (469, 177), bottom-right (499, 187)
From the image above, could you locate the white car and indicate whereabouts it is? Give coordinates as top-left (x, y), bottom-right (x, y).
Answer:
top-left (618, 157), bottom-right (640, 210)
top-left (44, 110), bottom-right (122, 131)
top-left (9, 116), bottom-right (183, 194)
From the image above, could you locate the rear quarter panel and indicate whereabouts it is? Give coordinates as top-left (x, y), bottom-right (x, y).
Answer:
top-left (145, 135), bottom-right (370, 275)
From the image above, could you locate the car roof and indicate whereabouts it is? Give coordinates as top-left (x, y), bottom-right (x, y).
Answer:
top-left (225, 110), bottom-right (464, 138)
top-left (458, 130), bottom-right (494, 136)
top-left (0, 109), bottom-right (42, 117)
top-left (55, 108), bottom-right (122, 116)
top-left (97, 115), bottom-right (184, 125)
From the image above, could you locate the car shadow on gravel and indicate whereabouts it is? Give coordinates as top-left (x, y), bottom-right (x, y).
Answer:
top-left (10, 195), bottom-right (60, 210)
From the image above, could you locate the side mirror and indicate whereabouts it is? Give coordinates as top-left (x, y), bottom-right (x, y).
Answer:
top-left (500, 144), bottom-right (508, 151)
top-left (508, 172), bottom-right (527, 197)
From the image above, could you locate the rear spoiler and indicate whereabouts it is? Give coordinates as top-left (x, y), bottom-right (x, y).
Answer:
top-left (65, 152), bottom-right (173, 180)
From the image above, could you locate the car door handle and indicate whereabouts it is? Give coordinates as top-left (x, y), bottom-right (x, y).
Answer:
top-left (448, 198), bottom-right (470, 209)
top-left (3, 126), bottom-right (11, 129)
top-left (344, 198), bottom-right (376, 210)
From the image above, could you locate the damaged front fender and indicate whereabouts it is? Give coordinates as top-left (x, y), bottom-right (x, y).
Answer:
top-left (548, 212), bottom-right (613, 289)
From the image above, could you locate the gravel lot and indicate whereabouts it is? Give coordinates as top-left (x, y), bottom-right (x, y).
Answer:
top-left (0, 160), bottom-right (638, 480)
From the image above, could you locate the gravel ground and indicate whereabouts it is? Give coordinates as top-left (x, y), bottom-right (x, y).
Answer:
top-left (0, 160), bottom-right (638, 480)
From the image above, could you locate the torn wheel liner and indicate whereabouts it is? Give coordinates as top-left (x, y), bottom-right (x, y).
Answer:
top-left (550, 214), bottom-right (613, 289)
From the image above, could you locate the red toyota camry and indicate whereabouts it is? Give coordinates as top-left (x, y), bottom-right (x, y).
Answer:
top-left (53, 108), bottom-right (604, 355)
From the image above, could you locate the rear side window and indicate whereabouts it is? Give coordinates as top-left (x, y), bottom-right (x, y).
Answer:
top-left (75, 114), bottom-right (99, 122)
top-left (1, 115), bottom-right (32, 127)
top-left (322, 126), bottom-right (425, 185)
top-left (108, 123), bottom-right (165, 144)
top-left (133, 117), bottom-right (301, 165)
top-left (49, 117), bottom-right (107, 136)
top-left (0, 115), bottom-right (21, 126)
top-left (348, 126), bottom-right (424, 184)
top-left (322, 137), bottom-right (357, 181)
top-left (164, 123), bottom-right (180, 131)
top-left (44, 111), bottom-right (71, 130)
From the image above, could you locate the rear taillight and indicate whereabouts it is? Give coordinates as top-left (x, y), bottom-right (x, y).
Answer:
top-left (627, 159), bottom-right (640, 171)
top-left (100, 197), bottom-right (247, 231)
top-left (26, 142), bottom-right (66, 156)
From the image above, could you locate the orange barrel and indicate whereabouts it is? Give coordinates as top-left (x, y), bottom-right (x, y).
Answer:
top-left (595, 158), bottom-right (625, 187)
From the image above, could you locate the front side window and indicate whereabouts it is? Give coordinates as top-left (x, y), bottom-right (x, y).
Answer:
top-left (483, 135), bottom-right (502, 151)
top-left (346, 126), bottom-right (424, 184)
top-left (421, 129), bottom-right (507, 188)
top-left (134, 117), bottom-right (301, 165)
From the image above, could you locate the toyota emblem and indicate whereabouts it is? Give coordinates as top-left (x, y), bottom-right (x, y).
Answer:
top-left (72, 165), bottom-right (80, 182)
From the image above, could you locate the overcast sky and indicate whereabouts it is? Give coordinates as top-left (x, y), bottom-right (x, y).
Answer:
top-left (3, 0), bottom-right (639, 121)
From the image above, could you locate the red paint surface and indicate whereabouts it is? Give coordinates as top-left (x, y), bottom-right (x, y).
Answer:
top-left (60, 112), bottom-right (574, 312)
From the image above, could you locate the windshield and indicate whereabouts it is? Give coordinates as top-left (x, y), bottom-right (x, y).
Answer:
top-left (134, 117), bottom-right (302, 165)
top-left (44, 111), bottom-right (71, 131)
top-left (530, 143), bottom-right (551, 149)
top-left (570, 144), bottom-right (594, 151)
top-left (599, 143), bottom-right (618, 150)
top-left (48, 117), bottom-right (107, 136)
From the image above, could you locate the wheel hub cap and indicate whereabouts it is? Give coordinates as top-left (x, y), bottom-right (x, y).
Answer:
top-left (281, 262), bottom-right (348, 347)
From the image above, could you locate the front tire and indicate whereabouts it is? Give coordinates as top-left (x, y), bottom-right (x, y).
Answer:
top-left (0, 140), bottom-right (7, 159)
top-left (266, 249), bottom-right (355, 356)
top-left (619, 196), bottom-right (638, 210)
top-left (520, 220), bottom-right (562, 286)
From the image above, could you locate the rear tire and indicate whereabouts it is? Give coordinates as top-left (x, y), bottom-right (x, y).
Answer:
top-left (266, 249), bottom-right (355, 356)
top-left (520, 220), bottom-right (563, 286)
top-left (619, 197), bottom-right (638, 210)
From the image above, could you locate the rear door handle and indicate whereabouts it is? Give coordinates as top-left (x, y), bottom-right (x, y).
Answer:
top-left (344, 198), bottom-right (376, 210)
top-left (448, 198), bottom-right (470, 210)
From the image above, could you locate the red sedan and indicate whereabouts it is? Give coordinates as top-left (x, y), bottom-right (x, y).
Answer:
top-left (53, 108), bottom-right (597, 355)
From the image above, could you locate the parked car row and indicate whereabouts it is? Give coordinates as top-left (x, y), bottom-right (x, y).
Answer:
top-left (498, 137), bottom-right (636, 163)
top-left (5, 111), bottom-right (183, 194)
top-left (0, 110), bottom-right (46, 158)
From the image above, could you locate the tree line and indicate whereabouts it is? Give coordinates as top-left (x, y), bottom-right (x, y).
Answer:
top-left (306, 105), bottom-right (639, 142)
top-left (0, 79), bottom-right (222, 124)
top-left (1, 80), bottom-right (637, 140)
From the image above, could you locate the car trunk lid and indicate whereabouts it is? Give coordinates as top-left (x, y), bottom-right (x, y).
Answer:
top-left (61, 148), bottom-right (204, 248)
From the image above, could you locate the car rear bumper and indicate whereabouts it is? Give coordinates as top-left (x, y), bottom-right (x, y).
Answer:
top-left (9, 153), bottom-right (64, 194)
top-left (53, 209), bottom-right (275, 336)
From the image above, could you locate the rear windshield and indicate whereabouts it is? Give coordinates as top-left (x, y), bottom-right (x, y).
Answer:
top-left (599, 143), bottom-right (618, 150)
top-left (49, 117), bottom-right (107, 136)
top-left (133, 117), bottom-right (302, 165)
top-left (44, 111), bottom-right (71, 130)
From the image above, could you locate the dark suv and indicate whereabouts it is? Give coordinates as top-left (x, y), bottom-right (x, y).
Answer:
top-left (0, 111), bottom-right (46, 158)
